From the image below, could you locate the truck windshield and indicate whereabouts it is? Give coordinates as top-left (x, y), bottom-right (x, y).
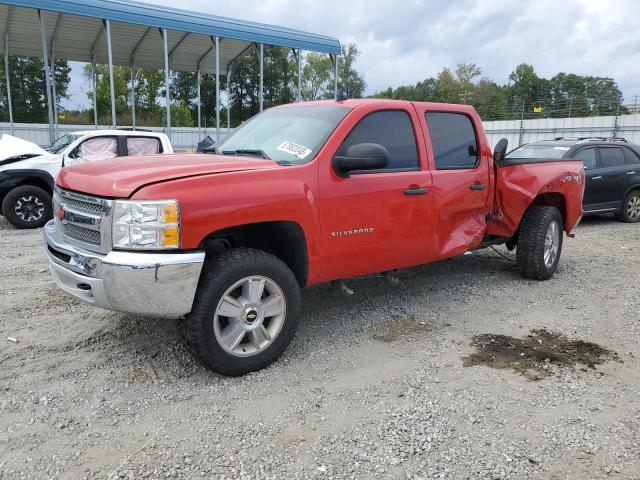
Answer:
top-left (217, 105), bottom-right (349, 164)
top-left (47, 134), bottom-right (80, 154)
top-left (506, 144), bottom-right (570, 159)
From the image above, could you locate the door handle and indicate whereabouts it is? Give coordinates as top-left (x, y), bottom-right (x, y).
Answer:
top-left (591, 176), bottom-right (603, 180)
top-left (626, 171), bottom-right (636, 175)
top-left (469, 183), bottom-right (487, 191)
top-left (403, 187), bottom-right (428, 196)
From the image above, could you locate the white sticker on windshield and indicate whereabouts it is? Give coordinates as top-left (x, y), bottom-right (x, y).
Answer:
top-left (276, 141), bottom-right (312, 160)
top-left (553, 147), bottom-right (570, 150)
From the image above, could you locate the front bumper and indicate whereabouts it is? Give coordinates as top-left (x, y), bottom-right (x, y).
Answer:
top-left (43, 221), bottom-right (205, 317)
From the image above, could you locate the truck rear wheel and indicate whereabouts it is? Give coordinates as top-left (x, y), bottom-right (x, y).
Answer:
top-left (516, 206), bottom-right (563, 280)
top-left (186, 248), bottom-right (301, 376)
top-left (2, 185), bottom-right (53, 229)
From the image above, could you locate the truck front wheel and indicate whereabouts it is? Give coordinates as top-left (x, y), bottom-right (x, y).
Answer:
top-left (516, 206), bottom-right (563, 280)
top-left (186, 248), bottom-right (301, 376)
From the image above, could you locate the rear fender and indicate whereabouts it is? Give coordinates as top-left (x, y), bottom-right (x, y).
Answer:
top-left (486, 161), bottom-right (584, 238)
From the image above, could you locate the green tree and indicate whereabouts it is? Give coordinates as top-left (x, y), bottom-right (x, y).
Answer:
top-left (455, 62), bottom-right (481, 86)
top-left (508, 63), bottom-right (550, 117)
top-left (472, 79), bottom-right (510, 120)
top-left (135, 67), bottom-right (164, 125)
top-left (548, 73), bottom-right (590, 118)
top-left (170, 71), bottom-right (198, 124)
top-left (161, 100), bottom-right (194, 127)
top-left (338, 44), bottom-right (366, 98)
top-left (83, 64), bottom-right (130, 123)
top-left (0, 56), bottom-right (71, 123)
top-left (583, 76), bottom-right (624, 116)
top-left (302, 52), bottom-right (332, 101)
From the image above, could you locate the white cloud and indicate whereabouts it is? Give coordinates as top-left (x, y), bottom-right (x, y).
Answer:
top-left (62, 0), bottom-right (640, 108)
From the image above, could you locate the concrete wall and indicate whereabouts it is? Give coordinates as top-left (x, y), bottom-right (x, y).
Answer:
top-left (3, 114), bottom-right (640, 152)
top-left (483, 114), bottom-right (640, 150)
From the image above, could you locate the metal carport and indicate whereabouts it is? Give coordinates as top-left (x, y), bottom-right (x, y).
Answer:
top-left (0, 0), bottom-right (342, 144)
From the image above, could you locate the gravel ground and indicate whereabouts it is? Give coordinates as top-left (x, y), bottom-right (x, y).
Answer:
top-left (0, 215), bottom-right (639, 480)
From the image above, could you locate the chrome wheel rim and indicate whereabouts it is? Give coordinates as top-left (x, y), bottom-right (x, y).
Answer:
top-left (213, 275), bottom-right (286, 357)
top-left (627, 195), bottom-right (640, 220)
top-left (543, 220), bottom-right (560, 268)
top-left (14, 195), bottom-right (45, 222)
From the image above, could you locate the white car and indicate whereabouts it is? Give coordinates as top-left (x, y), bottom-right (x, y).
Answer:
top-left (0, 130), bottom-right (173, 228)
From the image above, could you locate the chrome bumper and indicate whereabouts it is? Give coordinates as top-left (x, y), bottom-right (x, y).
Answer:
top-left (43, 221), bottom-right (205, 317)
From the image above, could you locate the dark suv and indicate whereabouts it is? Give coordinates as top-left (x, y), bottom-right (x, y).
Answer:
top-left (506, 137), bottom-right (640, 222)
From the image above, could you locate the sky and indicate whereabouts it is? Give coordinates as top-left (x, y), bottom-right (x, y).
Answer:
top-left (61, 0), bottom-right (640, 109)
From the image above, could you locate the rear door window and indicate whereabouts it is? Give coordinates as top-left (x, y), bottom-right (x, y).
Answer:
top-left (76, 136), bottom-right (118, 163)
top-left (425, 112), bottom-right (478, 169)
top-left (573, 148), bottom-right (597, 169)
top-left (623, 147), bottom-right (640, 165)
top-left (126, 136), bottom-right (161, 156)
top-left (338, 110), bottom-right (419, 171)
top-left (597, 147), bottom-right (626, 168)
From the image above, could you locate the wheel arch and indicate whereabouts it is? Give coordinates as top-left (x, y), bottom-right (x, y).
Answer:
top-left (622, 184), bottom-right (640, 200)
top-left (198, 221), bottom-right (309, 287)
top-left (0, 169), bottom-right (55, 196)
top-left (528, 192), bottom-right (567, 227)
top-left (508, 192), bottom-right (567, 243)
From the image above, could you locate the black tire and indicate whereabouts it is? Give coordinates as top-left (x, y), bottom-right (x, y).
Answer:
top-left (615, 190), bottom-right (640, 223)
top-left (186, 248), bottom-right (301, 376)
top-left (516, 206), bottom-right (563, 280)
top-left (1, 185), bottom-right (53, 229)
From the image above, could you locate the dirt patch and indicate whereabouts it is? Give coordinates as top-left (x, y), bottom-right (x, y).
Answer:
top-left (463, 329), bottom-right (619, 381)
top-left (372, 314), bottom-right (433, 343)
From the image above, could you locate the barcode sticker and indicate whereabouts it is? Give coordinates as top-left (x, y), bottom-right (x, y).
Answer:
top-left (276, 141), bottom-right (312, 160)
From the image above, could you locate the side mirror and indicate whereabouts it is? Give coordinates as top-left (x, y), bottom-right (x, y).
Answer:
top-left (493, 138), bottom-right (509, 164)
top-left (332, 143), bottom-right (390, 178)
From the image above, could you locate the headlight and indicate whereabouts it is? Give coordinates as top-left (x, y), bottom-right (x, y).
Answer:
top-left (112, 200), bottom-right (180, 250)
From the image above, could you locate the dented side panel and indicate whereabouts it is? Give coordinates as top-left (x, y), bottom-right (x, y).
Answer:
top-left (486, 160), bottom-right (585, 238)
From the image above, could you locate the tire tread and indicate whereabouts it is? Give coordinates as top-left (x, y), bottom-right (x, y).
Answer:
top-left (516, 206), bottom-right (563, 280)
top-left (1, 185), bottom-right (52, 229)
top-left (185, 247), bottom-right (301, 376)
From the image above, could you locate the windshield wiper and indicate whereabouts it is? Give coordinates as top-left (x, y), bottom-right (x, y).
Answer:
top-left (220, 149), bottom-right (271, 160)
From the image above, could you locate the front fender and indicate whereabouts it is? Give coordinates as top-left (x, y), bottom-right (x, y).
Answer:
top-left (0, 169), bottom-right (55, 193)
top-left (131, 165), bottom-right (321, 283)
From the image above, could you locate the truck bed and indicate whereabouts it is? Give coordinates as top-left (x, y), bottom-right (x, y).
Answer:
top-left (486, 158), bottom-right (585, 238)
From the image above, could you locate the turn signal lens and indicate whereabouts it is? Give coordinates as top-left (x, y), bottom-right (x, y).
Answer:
top-left (161, 203), bottom-right (179, 224)
top-left (161, 227), bottom-right (180, 248)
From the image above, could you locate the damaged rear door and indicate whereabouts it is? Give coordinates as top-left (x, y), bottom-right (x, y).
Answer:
top-left (419, 109), bottom-right (491, 258)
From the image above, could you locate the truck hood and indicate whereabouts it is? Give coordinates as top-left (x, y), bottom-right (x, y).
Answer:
top-left (0, 134), bottom-right (49, 165)
top-left (56, 153), bottom-right (277, 198)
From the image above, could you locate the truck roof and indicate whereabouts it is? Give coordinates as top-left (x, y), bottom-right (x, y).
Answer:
top-left (274, 99), bottom-right (479, 115)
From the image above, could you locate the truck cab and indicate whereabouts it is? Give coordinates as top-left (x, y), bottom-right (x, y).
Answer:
top-left (43, 100), bottom-right (585, 376)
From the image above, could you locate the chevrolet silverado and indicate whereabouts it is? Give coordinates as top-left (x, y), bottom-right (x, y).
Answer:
top-left (43, 100), bottom-right (585, 375)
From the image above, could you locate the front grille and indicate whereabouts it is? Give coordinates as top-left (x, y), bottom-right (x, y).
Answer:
top-left (61, 222), bottom-right (101, 245)
top-left (63, 197), bottom-right (104, 214)
top-left (54, 188), bottom-right (112, 253)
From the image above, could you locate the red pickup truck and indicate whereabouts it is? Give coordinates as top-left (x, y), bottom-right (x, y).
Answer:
top-left (44, 100), bottom-right (585, 375)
